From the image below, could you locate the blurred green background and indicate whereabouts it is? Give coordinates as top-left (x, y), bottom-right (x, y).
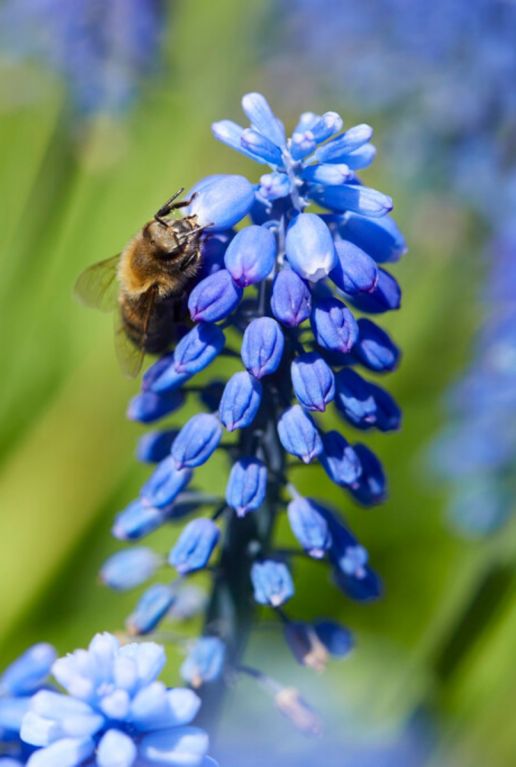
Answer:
top-left (0, 2), bottom-right (514, 765)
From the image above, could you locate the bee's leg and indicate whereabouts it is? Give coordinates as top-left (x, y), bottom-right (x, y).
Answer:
top-left (167, 191), bottom-right (198, 212)
top-left (154, 188), bottom-right (185, 221)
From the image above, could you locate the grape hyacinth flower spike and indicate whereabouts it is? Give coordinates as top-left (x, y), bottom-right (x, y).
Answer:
top-left (20, 633), bottom-right (216, 767)
top-left (103, 92), bottom-right (406, 730)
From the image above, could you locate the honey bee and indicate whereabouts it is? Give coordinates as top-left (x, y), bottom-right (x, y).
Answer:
top-left (75, 189), bottom-right (206, 377)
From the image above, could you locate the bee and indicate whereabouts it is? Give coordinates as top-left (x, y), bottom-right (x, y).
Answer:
top-left (75, 189), bottom-right (206, 377)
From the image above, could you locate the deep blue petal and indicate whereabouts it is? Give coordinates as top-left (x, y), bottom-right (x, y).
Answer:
top-left (219, 372), bottom-right (262, 431)
top-left (188, 269), bottom-right (242, 323)
top-left (270, 269), bottom-right (312, 327)
top-left (224, 225), bottom-right (276, 286)
top-left (225, 458), bottom-right (267, 517)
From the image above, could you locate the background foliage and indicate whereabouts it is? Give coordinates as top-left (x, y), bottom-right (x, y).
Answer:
top-left (0, 1), bottom-right (514, 765)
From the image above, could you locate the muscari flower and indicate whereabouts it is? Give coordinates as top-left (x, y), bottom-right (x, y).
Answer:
top-left (20, 632), bottom-right (216, 767)
top-left (429, 230), bottom-right (516, 536)
top-left (0, 0), bottom-right (166, 116)
top-left (0, 644), bottom-right (56, 766)
top-left (100, 92), bottom-right (405, 725)
top-left (278, 0), bottom-right (516, 225)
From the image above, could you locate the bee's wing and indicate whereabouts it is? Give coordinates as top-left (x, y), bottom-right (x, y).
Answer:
top-left (74, 254), bottom-right (120, 312)
top-left (113, 287), bottom-right (158, 379)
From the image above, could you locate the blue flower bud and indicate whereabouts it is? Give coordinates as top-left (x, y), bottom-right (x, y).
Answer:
top-left (314, 124), bottom-right (373, 163)
top-left (330, 239), bottom-right (379, 294)
top-left (97, 731), bottom-right (137, 767)
top-left (271, 269), bottom-right (312, 327)
top-left (290, 130), bottom-right (317, 161)
top-left (311, 296), bottom-right (359, 354)
top-left (329, 522), bottom-right (381, 601)
top-left (287, 495), bottom-right (331, 558)
top-left (241, 92), bottom-right (286, 148)
top-left (349, 444), bottom-right (387, 506)
top-left (211, 120), bottom-right (267, 164)
top-left (112, 500), bottom-right (166, 540)
top-left (294, 111), bottom-right (318, 133)
top-left (126, 584), bottom-right (175, 635)
top-left (180, 637), bottom-right (226, 688)
top-left (346, 268), bottom-right (401, 313)
top-left (313, 620), bottom-right (354, 657)
top-left (286, 213), bottom-right (337, 282)
top-left (224, 225), bottom-right (276, 287)
top-left (353, 318), bottom-right (400, 372)
top-left (277, 405), bottom-right (323, 464)
top-left (334, 368), bottom-right (377, 428)
top-left (320, 431), bottom-right (362, 487)
top-left (301, 162), bottom-right (351, 185)
top-left (188, 269), bottom-right (243, 323)
top-left (136, 429), bottom-right (178, 463)
top-left (140, 457), bottom-right (192, 508)
top-left (225, 458), bottom-right (267, 517)
top-left (241, 128), bottom-right (283, 166)
top-left (335, 369), bottom-right (401, 431)
top-left (341, 213), bottom-right (406, 263)
top-left (309, 112), bottom-right (344, 143)
top-left (219, 371), bottom-right (262, 431)
top-left (291, 352), bottom-right (335, 412)
top-left (283, 621), bottom-right (329, 671)
top-left (169, 519), bottom-right (220, 575)
top-left (367, 384), bottom-right (401, 431)
top-left (0, 644), bottom-right (56, 696)
top-left (309, 183), bottom-right (393, 217)
top-left (251, 560), bottom-right (294, 607)
top-left (241, 317), bottom-right (284, 378)
top-left (259, 171), bottom-right (291, 201)
top-left (21, 736), bottom-right (95, 765)
top-left (127, 390), bottom-right (184, 424)
top-left (142, 352), bottom-right (174, 390)
top-left (187, 174), bottom-right (254, 231)
top-left (176, 323), bottom-right (225, 375)
top-left (171, 414), bottom-right (222, 469)
top-left (150, 324), bottom-right (226, 393)
top-left (344, 143), bottom-right (377, 170)
top-left (100, 547), bottom-right (160, 591)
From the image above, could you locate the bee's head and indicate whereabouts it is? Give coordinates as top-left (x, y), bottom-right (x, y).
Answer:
top-left (143, 220), bottom-right (181, 256)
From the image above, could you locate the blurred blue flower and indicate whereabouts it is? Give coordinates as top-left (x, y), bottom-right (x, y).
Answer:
top-left (181, 638), bottom-right (226, 689)
top-left (277, 0), bottom-right (516, 226)
top-left (100, 92), bottom-right (405, 729)
top-left (20, 632), bottom-right (215, 767)
top-left (0, 644), bottom-right (56, 766)
top-left (427, 226), bottom-right (516, 535)
top-left (0, 0), bottom-right (166, 116)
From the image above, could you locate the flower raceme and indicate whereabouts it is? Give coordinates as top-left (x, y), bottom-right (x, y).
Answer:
top-left (19, 633), bottom-right (216, 767)
top-left (102, 93), bottom-right (405, 721)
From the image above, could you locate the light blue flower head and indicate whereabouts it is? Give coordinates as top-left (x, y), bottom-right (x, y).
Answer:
top-left (21, 633), bottom-right (216, 767)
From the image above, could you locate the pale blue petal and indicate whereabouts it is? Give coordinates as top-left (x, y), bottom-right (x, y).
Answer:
top-left (97, 729), bottom-right (137, 767)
